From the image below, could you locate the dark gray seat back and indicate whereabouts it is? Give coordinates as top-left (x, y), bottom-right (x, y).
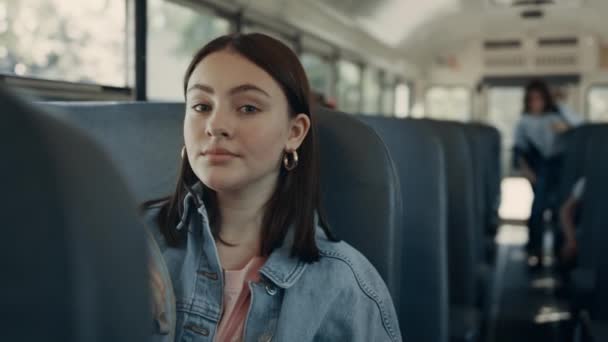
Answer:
top-left (420, 120), bottom-right (478, 309)
top-left (314, 107), bottom-right (403, 303)
top-left (358, 116), bottom-right (449, 342)
top-left (473, 124), bottom-right (501, 237)
top-left (1, 89), bottom-right (149, 341)
top-left (467, 124), bottom-right (502, 262)
top-left (580, 130), bottom-right (608, 319)
top-left (46, 102), bottom-right (185, 203)
top-left (557, 124), bottom-right (608, 209)
top-left (462, 125), bottom-right (487, 262)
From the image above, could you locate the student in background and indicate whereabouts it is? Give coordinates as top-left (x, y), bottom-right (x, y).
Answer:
top-left (552, 87), bottom-right (585, 127)
top-left (513, 80), bottom-right (572, 266)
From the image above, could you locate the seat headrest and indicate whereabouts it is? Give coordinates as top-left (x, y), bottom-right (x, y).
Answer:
top-left (46, 102), bottom-right (185, 203)
top-left (2, 90), bottom-right (150, 341)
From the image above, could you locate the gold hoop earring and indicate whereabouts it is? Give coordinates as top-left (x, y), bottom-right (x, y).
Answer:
top-left (283, 150), bottom-right (298, 171)
top-left (181, 146), bottom-right (186, 159)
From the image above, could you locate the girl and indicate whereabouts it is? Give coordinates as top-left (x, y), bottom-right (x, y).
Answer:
top-left (513, 80), bottom-right (571, 266)
top-left (145, 33), bottom-right (401, 342)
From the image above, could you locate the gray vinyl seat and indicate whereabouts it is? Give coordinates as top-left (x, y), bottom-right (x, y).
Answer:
top-left (462, 124), bottom-right (487, 256)
top-left (575, 129), bottom-right (608, 322)
top-left (358, 116), bottom-right (449, 342)
top-left (556, 124), bottom-right (608, 210)
top-left (590, 321), bottom-right (608, 342)
top-left (314, 107), bottom-right (404, 307)
top-left (556, 125), bottom-right (608, 314)
top-left (1, 88), bottom-right (150, 341)
top-left (471, 124), bottom-right (501, 244)
top-left (463, 125), bottom-right (501, 239)
top-left (419, 119), bottom-right (481, 342)
top-left (568, 129), bottom-right (608, 342)
top-left (45, 102), bottom-right (186, 202)
top-left (462, 124), bottom-right (501, 323)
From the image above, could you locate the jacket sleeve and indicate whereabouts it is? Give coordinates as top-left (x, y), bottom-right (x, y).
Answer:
top-left (314, 259), bottom-right (403, 342)
top-left (512, 119), bottom-right (527, 169)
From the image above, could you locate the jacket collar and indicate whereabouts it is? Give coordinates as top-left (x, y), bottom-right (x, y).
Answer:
top-left (260, 223), bottom-right (330, 288)
top-left (177, 182), bottom-right (314, 289)
top-left (259, 228), bottom-right (308, 289)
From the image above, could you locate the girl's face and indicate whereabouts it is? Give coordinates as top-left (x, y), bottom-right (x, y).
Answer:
top-left (184, 50), bottom-right (308, 195)
top-left (528, 90), bottom-right (545, 115)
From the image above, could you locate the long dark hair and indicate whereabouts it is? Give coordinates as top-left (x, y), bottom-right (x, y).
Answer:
top-left (144, 33), bottom-right (335, 262)
top-left (523, 79), bottom-right (559, 115)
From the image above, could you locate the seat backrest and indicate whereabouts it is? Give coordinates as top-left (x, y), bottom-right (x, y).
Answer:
top-left (46, 102), bottom-right (185, 203)
top-left (314, 107), bottom-right (403, 303)
top-left (580, 130), bottom-right (608, 318)
top-left (358, 116), bottom-right (449, 342)
top-left (557, 126), bottom-right (588, 207)
top-left (1, 89), bottom-right (149, 341)
top-left (557, 124), bottom-right (608, 209)
top-left (462, 125), bottom-right (487, 261)
top-left (472, 124), bottom-right (502, 237)
top-left (420, 119), bottom-right (478, 308)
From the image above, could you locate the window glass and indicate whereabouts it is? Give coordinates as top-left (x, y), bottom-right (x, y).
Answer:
top-left (301, 52), bottom-right (331, 96)
top-left (361, 67), bottom-right (381, 114)
top-left (394, 82), bottom-right (410, 118)
top-left (242, 26), bottom-right (295, 51)
top-left (381, 74), bottom-right (395, 115)
top-left (486, 86), bottom-right (524, 176)
top-left (336, 60), bottom-right (361, 113)
top-left (425, 86), bottom-right (471, 121)
top-left (0, 0), bottom-right (127, 86)
top-left (148, 0), bottom-right (230, 100)
top-left (587, 86), bottom-right (608, 122)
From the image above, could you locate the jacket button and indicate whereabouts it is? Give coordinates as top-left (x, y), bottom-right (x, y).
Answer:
top-left (265, 284), bottom-right (277, 296)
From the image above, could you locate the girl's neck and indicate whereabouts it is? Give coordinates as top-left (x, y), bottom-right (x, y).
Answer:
top-left (214, 173), bottom-right (278, 269)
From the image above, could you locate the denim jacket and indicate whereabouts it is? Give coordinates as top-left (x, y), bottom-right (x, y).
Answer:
top-left (146, 187), bottom-right (402, 342)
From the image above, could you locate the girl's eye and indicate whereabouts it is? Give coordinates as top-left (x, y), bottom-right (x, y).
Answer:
top-left (192, 104), bottom-right (211, 112)
top-left (239, 105), bottom-right (259, 114)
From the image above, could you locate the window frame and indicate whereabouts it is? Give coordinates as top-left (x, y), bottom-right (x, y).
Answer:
top-left (0, 0), bottom-right (135, 101)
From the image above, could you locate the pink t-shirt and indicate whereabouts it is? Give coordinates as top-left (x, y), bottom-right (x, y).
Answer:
top-left (215, 257), bottom-right (266, 342)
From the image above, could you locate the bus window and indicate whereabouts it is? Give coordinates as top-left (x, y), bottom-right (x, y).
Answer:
top-left (381, 74), bottom-right (395, 115)
top-left (147, 0), bottom-right (230, 100)
top-left (486, 86), bottom-right (524, 176)
top-left (361, 67), bottom-right (381, 115)
top-left (336, 59), bottom-right (362, 113)
top-left (394, 82), bottom-right (410, 118)
top-left (587, 86), bottom-right (608, 122)
top-left (425, 86), bottom-right (471, 122)
top-left (301, 52), bottom-right (332, 98)
top-left (0, 0), bottom-right (127, 87)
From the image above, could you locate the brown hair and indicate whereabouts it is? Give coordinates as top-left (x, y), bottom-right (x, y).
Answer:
top-left (144, 33), bottom-right (335, 262)
top-left (523, 79), bottom-right (560, 115)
